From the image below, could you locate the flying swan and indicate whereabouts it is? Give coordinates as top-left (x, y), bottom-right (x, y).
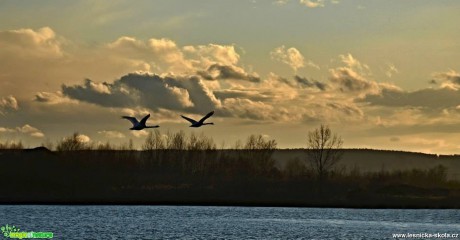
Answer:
top-left (122, 114), bottom-right (159, 130)
top-left (181, 111), bottom-right (214, 128)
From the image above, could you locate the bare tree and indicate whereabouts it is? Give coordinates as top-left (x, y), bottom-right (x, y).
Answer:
top-left (233, 139), bottom-right (243, 150)
top-left (97, 141), bottom-right (113, 150)
top-left (306, 124), bottom-right (343, 180)
top-left (0, 140), bottom-right (24, 150)
top-left (142, 130), bottom-right (165, 150)
top-left (56, 132), bottom-right (88, 151)
top-left (243, 134), bottom-right (278, 175)
top-left (166, 130), bottom-right (186, 150)
top-left (118, 139), bottom-right (136, 150)
top-left (244, 134), bottom-right (277, 150)
top-left (187, 132), bottom-right (216, 150)
top-left (128, 139), bottom-right (135, 151)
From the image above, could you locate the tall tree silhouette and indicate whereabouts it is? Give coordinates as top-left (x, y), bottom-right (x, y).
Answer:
top-left (306, 125), bottom-right (343, 180)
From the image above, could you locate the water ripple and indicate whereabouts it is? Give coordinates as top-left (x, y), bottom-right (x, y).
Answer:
top-left (0, 206), bottom-right (458, 239)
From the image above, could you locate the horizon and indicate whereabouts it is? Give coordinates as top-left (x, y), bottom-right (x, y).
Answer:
top-left (1, 0), bottom-right (460, 154)
top-left (3, 132), bottom-right (460, 157)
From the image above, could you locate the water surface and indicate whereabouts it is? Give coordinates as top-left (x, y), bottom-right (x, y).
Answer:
top-left (1, 206), bottom-right (459, 239)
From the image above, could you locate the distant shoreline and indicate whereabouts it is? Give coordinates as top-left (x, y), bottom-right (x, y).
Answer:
top-left (0, 202), bottom-right (459, 210)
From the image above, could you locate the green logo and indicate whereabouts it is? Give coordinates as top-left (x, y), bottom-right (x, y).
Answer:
top-left (1, 225), bottom-right (20, 238)
top-left (1, 225), bottom-right (53, 239)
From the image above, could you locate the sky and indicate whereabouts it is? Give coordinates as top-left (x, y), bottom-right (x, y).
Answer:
top-left (1, 0), bottom-right (460, 154)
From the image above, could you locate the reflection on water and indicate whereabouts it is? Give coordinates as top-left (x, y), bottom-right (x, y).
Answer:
top-left (0, 206), bottom-right (459, 239)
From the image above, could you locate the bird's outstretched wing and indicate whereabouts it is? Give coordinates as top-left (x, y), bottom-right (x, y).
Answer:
top-left (122, 116), bottom-right (139, 126)
top-left (181, 115), bottom-right (198, 124)
top-left (199, 111), bottom-right (214, 123)
top-left (139, 114), bottom-right (151, 126)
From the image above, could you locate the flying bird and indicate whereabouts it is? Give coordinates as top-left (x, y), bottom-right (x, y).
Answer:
top-left (181, 111), bottom-right (214, 128)
top-left (122, 114), bottom-right (159, 130)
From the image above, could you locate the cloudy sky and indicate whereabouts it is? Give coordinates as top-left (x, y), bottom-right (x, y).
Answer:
top-left (1, 0), bottom-right (460, 153)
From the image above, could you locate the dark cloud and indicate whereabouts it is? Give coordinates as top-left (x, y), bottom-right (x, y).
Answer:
top-left (62, 79), bottom-right (136, 108)
top-left (361, 87), bottom-right (460, 110)
top-left (326, 102), bottom-right (363, 117)
top-left (34, 92), bottom-right (61, 103)
top-left (34, 93), bottom-right (53, 103)
top-left (275, 75), bottom-right (327, 90)
top-left (434, 71), bottom-right (460, 85)
top-left (61, 73), bottom-right (220, 113)
top-left (330, 68), bottom-right (376, 93)
top-left (294, 75), bottom-right (327, 90)
top-left (429, 79), bottom-right (438, 85)
top-left (297, 101), bottom-right (364, 124)
top-left (213, 89), bottom-right (274, 101)
top-left (197, 64), bottom-right (260, 82)
top-left (218, 98), bottom-right (275, 121)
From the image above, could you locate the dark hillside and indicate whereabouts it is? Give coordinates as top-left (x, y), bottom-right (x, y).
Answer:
top-left (274, 149), bottom-right (460, 180)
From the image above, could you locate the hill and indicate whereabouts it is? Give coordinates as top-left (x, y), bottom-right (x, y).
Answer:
top-left (273, 149), bottom-right (460, 180)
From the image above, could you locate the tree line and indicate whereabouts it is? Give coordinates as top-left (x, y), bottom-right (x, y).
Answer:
top-left (1, 125), bottom-right (459, 207)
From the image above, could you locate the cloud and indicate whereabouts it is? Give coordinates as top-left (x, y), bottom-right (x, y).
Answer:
top-left (183, 44), bottom-right (240, 67)
top-left (270, 46), bottom-right (319, 71)
top-left (0, 124), bottom-right (45, 138)
top-left (197, 64), bottom-right (260, 82)
top-left (0, 127), bottom-right (16, 133)
top-left (0, 27), bottom-right (155, 98)
top-left (107, 37), bottom-right (247, 78)
top-left (107, 36), bottom-right (190, 72)
top-left (131, 130), bottom-right (149, 138)
top-left (300, 101), bottom-right (364, 123)
top-left (275, 75), bottom-right (327, 90)
top-left (214, 89), bottom-right (275, 101)
top-left (216, 91), bottom-right (364, 124)
top-left (62, 78), bottom-right (139, 108)
top-left (148, 38), bottom-right (184, 63)
top-left (220, 98), bottom-right (276, 121)
top-left (276, 0), bottom-right (338, 8)
top-left (34, 91), bottom-right (78, 105)
top-left (361, 87), bottom-right (460, 111)
top-left (98, 130), bottom-right (125, 139)
top-left (329, 67), bottom-right (379, 94)
top-left (0, 95), bottom-right (18, 114)
top-left (0, 27), bottom-right (64, 59)
top-left (273, 0), bottom-right (289, 5)
top-left (0, 27), bottom-right (252, 103)
top-left (433, 70), bottom-right (460, 86)
top-left (293, 75), bottom-right (327, 90)
top-left (61, 73), bottom-right (220, 113)
top-left (385, 63), bottom-right (399, 78)
top-left (107, 36), bottom-right (244, 75)
top-left (329, 54), bottom-right (399, 97)
top-left (76, 134), bottom-right (91, 143)
top-left (339, 53), bottom-right (371, 75)
top-left (17, 124), bottom-right (45, 138)
top-left (300, 0), bottom-right (325, 8)
top-left (325, 102), bottom-right (363, 118)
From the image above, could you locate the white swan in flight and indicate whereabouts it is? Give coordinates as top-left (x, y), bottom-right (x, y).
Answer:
top-left (181, 111), bottom-right (214, 128)
top-left (122, 114), bottom-right (159, 130)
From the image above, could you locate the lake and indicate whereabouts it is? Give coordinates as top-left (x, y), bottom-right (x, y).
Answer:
top-left (0, 205), bottom-right (459, 239)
